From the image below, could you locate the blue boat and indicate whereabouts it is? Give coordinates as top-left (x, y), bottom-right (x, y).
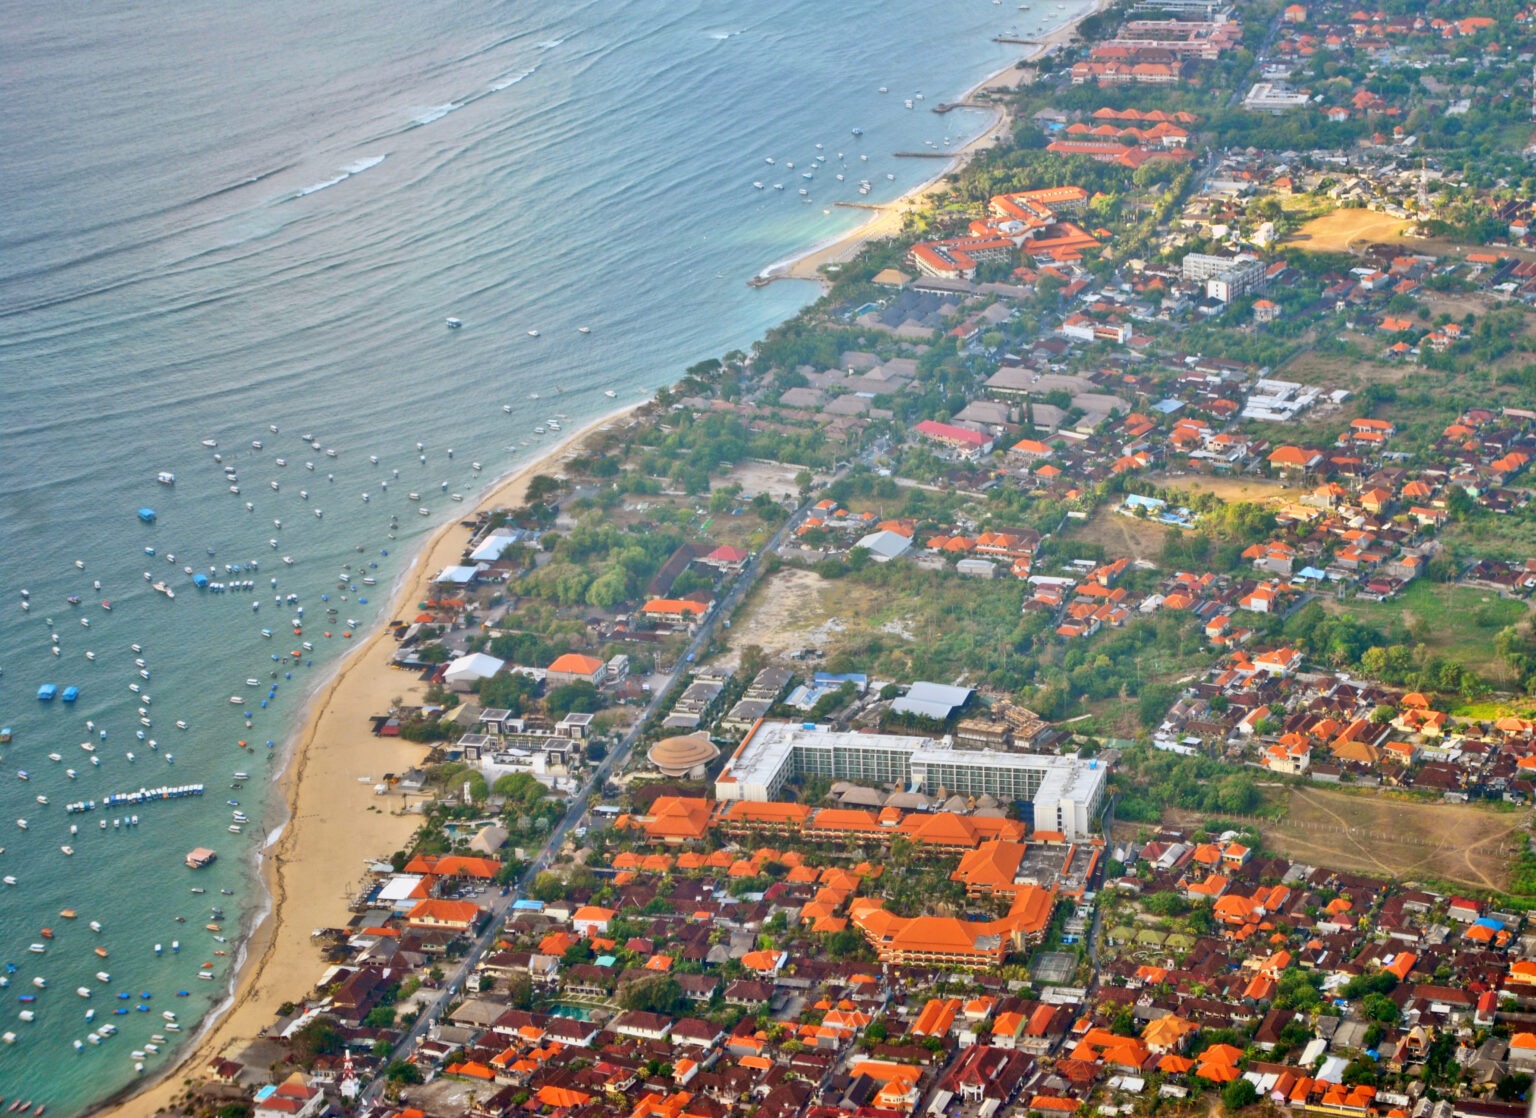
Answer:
top-left (138, 508), bottom-right (157, 523)
top-left (193, 573), bottom-right (209, 589)
top-left (37, 684), bottom-right (58, 701)
top-left (61, 686), bottom-right (80, 703)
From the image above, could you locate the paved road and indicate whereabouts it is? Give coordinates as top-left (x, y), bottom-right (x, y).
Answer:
top-left (360, 482), bottom-right (824, 1103)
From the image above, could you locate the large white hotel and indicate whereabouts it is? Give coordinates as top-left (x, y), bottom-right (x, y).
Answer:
top-left (715, 721), bottom-right (1107, 840)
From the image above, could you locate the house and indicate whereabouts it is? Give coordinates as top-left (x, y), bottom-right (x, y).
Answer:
top-left (547, 653), bottom-right (606, 687)
top-left (404, 899), bottom-right (483, 932)
top-left (572, 905), bottom-right (617, 936)
top-left (254, 1073), bottom-right (326, 1118)
top-left (913, 420), bottom-right (995, 459)
top-left (641, 598), bottom-right (711, 627)
top-left (1269, 446), bottom-right (1325, 476)
top-left (611, 1010), bottom-right (674, 1041)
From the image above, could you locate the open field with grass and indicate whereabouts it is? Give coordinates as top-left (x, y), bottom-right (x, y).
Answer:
top-left (1285, 210), bottom-right (1412, 253)
top-left (1323, 579), bottom-right (1528, 677)
top-left (1445, 514), bottom-right (1536, 564)
top-left (1280, 349), bottom-right (1415, 390)
top-left (1062, 506), bottom-right (1173, 563)
top-left (1152, 473), bottom-right (1292, 507)
top-left (1259, 786), bottom-right (1525, 893)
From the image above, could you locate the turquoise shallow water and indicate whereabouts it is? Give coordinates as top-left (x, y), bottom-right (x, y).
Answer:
top-left (0, 0), bottom-right (1091, 1108)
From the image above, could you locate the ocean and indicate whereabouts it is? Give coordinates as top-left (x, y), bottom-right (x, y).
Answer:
top-left (0, 0), bottom-right (1092, 1108)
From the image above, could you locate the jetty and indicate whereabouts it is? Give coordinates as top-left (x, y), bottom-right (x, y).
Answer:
top-left (893, 151), bottom-right (954, 159)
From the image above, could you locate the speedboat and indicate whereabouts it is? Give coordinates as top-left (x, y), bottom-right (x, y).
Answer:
top-left (527, 328), bottom-right (540, 337)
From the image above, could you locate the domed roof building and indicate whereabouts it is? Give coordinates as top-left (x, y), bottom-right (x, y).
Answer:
top-left (647, 733), bottom-right (720, 779)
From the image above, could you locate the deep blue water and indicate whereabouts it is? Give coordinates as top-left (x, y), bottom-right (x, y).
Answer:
top-left (0, 0), bottom-right (1090, 1108)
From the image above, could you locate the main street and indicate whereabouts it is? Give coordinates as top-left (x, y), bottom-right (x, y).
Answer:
top-left (361, 471), bottom-right (825, 1104)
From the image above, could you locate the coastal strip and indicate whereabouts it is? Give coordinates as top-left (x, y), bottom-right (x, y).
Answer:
top-left (754, 0), bottom-right (1110, 286)
top-left (100, 405), bottom-right (643, 1118)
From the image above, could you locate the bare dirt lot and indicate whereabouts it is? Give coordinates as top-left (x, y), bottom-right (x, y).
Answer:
top-left (1063, 506), bottom-right (1174, 563)
top-left (1286, 210), bottom-right (1412, 254)
top-left (717, 461), bottom-right (817, 503)
top-left (716, 567), bottom-right (874, 670)
top-left (1260, 786), bottom-right (1524, 892)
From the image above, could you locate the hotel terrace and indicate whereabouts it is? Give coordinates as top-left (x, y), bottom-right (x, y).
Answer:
top-left (713, 721), bottom-right (1107, 839)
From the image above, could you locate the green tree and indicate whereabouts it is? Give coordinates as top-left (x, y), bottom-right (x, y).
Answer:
top-left (385, 1059), bottom-right (424, 1084)
top-left (620, 975), bottom-right (684, 1017)
top-left (1222, 1079), bottom-right (1259, 1111)
top-left (547, 681), bottom-right (601, 718)
top-left (1496, 1074), bottom-right (1532, 1102)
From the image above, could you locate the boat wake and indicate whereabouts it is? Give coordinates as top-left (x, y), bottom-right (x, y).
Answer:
top-left (291, 155), bottom-right (387, 199)
top-left (706, 29), bottom-right (744, 40)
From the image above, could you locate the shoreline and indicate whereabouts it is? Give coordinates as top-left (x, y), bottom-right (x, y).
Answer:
top-left (99, 10), bottom-right (1109, 1115)
top-left (755, 0), bottom-right (1106, 287)
top-left (99, 404), bottom-right (644, 1118)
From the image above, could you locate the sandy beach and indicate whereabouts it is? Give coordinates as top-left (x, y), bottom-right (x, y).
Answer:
top-left (102, 407), bottom-right (640, 1118)
top-left (760, 4), bottom-right (1105, 285)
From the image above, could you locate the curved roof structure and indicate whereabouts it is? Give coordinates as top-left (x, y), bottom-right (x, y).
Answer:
top-left (647, 733), bottom-right (720, 776)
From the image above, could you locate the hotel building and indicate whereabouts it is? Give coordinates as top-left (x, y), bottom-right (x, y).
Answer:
top-left (715, 721), bottom-right (1107, 839)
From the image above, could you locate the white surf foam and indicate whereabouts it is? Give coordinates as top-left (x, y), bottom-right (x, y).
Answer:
top-left (413, 103), bottom-right (459, 126)
top-left (293, 154), bottom-right (386, 198)
top-left (490, 65), bottom-right (539, 91)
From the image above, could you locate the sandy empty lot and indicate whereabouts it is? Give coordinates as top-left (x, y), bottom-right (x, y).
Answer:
top-left (1064, 506), bottom-right (1173, 563)
top-left (716, 567), bottom-right (844, 670)
top-left (1261, 786), bottom-right (1524, 893)
top-left (1286, 210), bottom-right (1411, 253)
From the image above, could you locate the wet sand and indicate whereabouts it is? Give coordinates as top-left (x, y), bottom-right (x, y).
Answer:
top-left (102, 406), bottom-right (639, 1118)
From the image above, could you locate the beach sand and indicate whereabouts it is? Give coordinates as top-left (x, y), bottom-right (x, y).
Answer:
top-left (760, 5), bottom-right (1104, 285)
top-left (102, 407), bottom-right (639, 1118)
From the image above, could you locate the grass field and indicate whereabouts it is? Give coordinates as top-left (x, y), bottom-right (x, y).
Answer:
top-left (1285, 210), bottom-right (1411, 254)
top-left (1323, 579), bottom-right (1528, 677)
top-left (1152, 473), bottom-right (1292, 507)
top-left (1062, 506), bottom-right (1172, 563)
top-left (1445, 514), bottom-right (1536, 564)
top-left (1259, 786), bottom-right (1524, 893)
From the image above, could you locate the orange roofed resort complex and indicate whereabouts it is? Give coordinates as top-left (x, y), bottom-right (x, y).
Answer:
top-left (907, 186), bottom-right (1103, 280)
top-left (714, 721), bottom-right (1107, 840)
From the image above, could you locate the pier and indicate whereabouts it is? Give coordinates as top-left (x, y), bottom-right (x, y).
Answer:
top-left (893, 151), bottom-right (954, 159)
top-left (992, 35), bottom-right (1044, 44)
top-left (833, 201), bottom-right (885, 211)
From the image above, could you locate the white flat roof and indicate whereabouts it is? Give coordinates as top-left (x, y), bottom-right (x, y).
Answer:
top-left (722, 721), bottom-right (1105, 799)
